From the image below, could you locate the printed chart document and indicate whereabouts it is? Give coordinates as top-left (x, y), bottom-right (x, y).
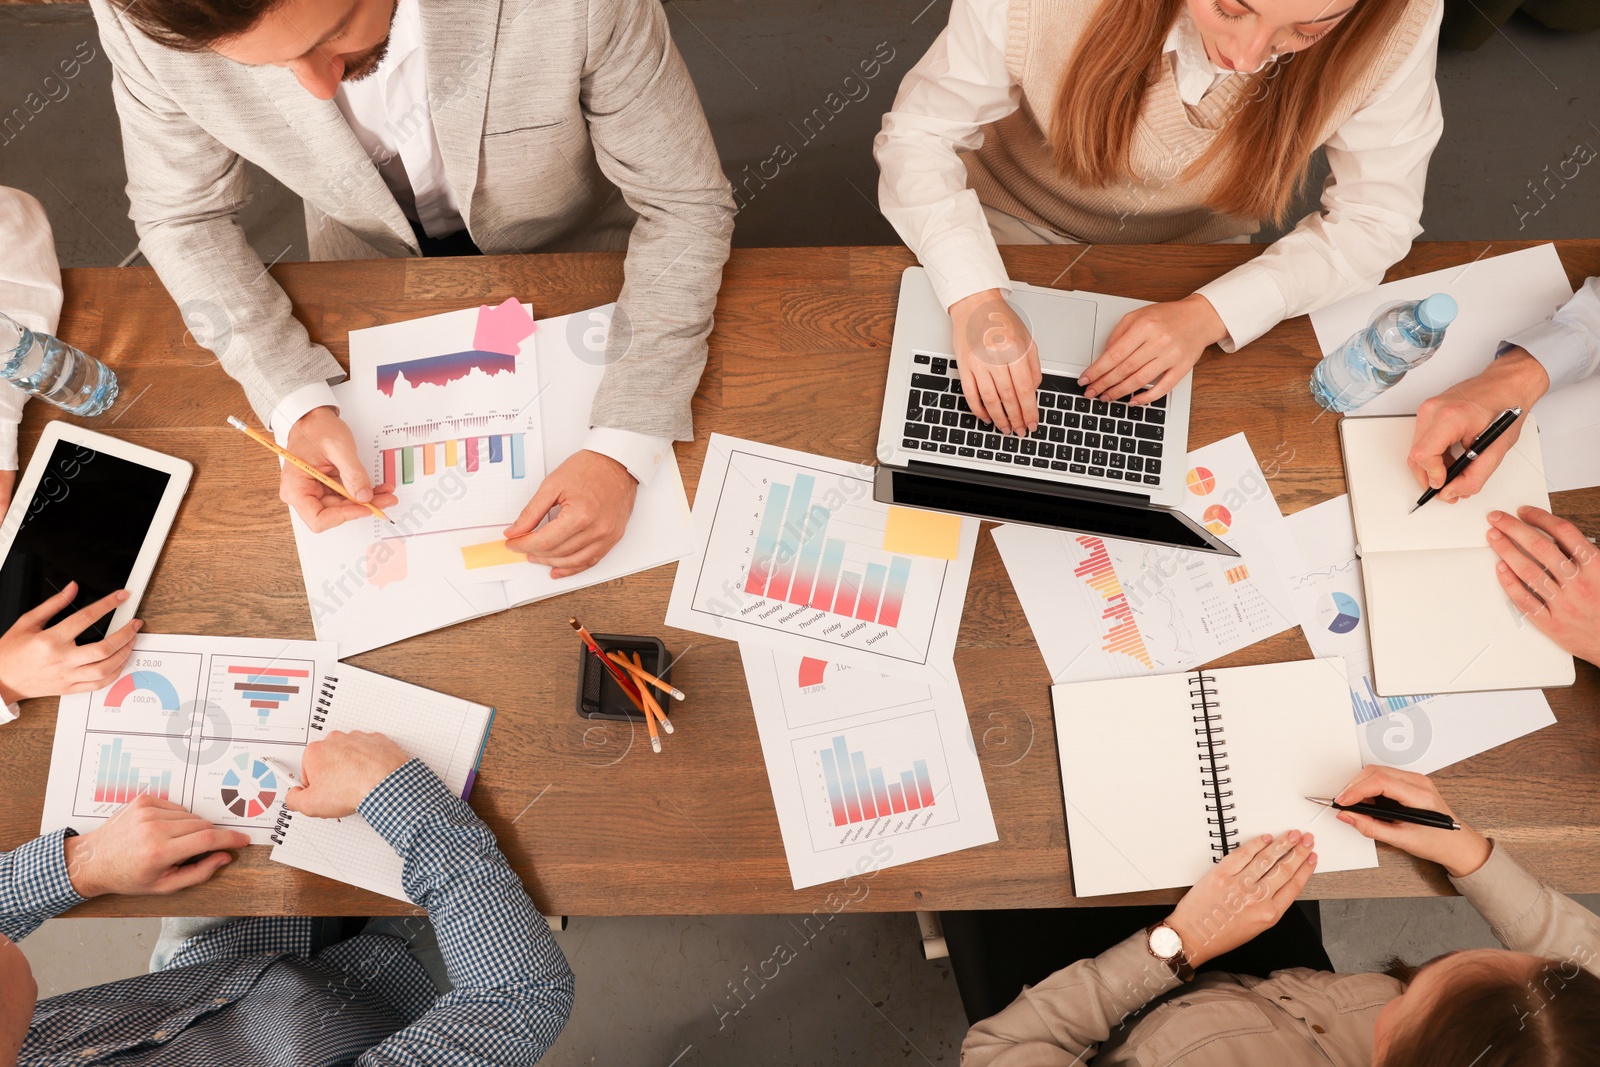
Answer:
top-left (1309, 243), bottom-right (1600, 491)
top-left (994, 433), bottom-right (1294, 683)
top-left (738, 645), bottom-right (996, 889)
top-left (1053, 659), bottom-right (1377, 897)
top-left (1340, 415), bottom-right (1574, 694)
top-left (1259, 496), bottom-right (1555, 774)
top-left (42, 635), bottom-right (337, 843)
top-left (290, 303), bottom-right (693, 656)
top-left (667, 435), bottom-right (979, 686)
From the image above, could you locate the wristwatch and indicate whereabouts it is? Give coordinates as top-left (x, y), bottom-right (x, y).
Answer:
top-left (1146, 922), bottom-right (1195, 982)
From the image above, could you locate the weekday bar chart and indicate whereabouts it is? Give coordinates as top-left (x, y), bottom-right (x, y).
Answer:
top-left (791, 711), bottom-right (961, 850)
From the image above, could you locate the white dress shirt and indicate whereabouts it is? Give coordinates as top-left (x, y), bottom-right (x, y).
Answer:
top-left (1504, 277), bottom-right (1600, 391)
top-left (271, 0), bottom-right (669, 486)
top-left (0, 187), bottom-right (61, 473)
top-left (875, 0), bottom-right (1446, 351)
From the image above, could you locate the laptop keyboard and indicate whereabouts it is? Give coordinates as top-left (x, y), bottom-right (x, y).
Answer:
top-left (900, 353), bottom-right (1167, 486)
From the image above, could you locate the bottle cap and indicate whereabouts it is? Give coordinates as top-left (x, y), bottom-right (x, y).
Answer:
top-left (1416, 293), bottom-right (1458, 330)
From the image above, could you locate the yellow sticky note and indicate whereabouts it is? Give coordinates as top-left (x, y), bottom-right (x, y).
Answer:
top-left (883, 506), bottom-right (961, 560)
top-left (460, 540), bottom-right (528, 570)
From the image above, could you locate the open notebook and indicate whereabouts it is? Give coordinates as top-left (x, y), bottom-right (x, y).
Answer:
top-left (1052, 659), bottom-right (1377, 898)
top-left (270, 665), bottom-right (495, 902)
top-left (1340, 414), bottom-right (1575, 695)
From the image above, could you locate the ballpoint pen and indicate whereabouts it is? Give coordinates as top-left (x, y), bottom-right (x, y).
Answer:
top-left (1411, 406), bottom-right (1521, 513)
top-left (1306, 795), bottom-right (1460, 830)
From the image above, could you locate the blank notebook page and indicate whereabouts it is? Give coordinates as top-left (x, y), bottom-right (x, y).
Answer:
top-left (1343, 414), bottom-right (1550, 553)
top-left (270, 665), bottom-right (493, 902)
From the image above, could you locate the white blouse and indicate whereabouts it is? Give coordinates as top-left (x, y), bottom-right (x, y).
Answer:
top-left (874, 0), bottom-right (1446, 352)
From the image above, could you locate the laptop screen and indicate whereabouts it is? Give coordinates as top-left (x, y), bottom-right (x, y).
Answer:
top-left (878, 465), bottom-right (1224, 553)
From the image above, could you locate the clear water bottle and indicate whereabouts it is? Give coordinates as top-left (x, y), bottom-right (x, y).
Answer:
top-left (1309, 293), bottom-right (1458, 412)
top-left (0, 311), bottom-right (119, 416)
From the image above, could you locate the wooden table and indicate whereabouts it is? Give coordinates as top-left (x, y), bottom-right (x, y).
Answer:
top-left (5, 241), bottom-right (1597, 916)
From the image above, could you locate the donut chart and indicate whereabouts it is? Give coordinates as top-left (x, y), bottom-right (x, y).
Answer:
top-left (219, 753), bottom-right (278, 819)
top-left (104, 671), bottom-right (183, 711)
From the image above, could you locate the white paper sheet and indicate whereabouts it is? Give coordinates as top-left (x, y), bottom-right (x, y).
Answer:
top-left (667, 435), bottom-right (979, 685)
top-left (738, 645), bottom-right (997, 889)
top-left (290, 304), bottom-right (694, 656)
top-left (1258, 496), bottom-right (1556, 774)
top-left (1309, 245), bottom-right (1574, 417)
top-left (993, 433), bottom-right (1295, 682)
top-left (42, 635), bottom-right (338, 843)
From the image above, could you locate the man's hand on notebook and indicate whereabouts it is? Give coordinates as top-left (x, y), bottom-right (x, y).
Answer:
top-left (1407, 349), bottom-right (1548, 502)
top-left (286, 730), bottom-right (409, 818)
top-left (1165, 829), bottom-right (1317, 968)
top-left (1078, 295), bottom-right (1226, 405)
top-left (949, 289), bottom-right (1041, 436)
top-left (1488, 506), bottom-right (1600, 667)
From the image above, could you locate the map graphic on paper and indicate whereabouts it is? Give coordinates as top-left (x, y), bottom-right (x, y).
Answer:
top-left (740, 646), bottom-right (996, 888)
top-left (667, 436), bottom-right (979, 684)
top-left (42, 636), bottom-right (337, 843)
top-left (995, 434), bottom-right (1295, 683)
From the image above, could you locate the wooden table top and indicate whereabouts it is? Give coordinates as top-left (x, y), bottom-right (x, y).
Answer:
top-left (5, 240), bottom-right (1598, 917)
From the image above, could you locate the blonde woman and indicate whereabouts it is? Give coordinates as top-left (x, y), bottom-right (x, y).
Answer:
top-left (875, 0), bottom-right (1443, 436)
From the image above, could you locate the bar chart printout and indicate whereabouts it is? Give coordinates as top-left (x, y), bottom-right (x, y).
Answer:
top-left (1073, 536), bottom-right (1154, 670)
top-left (669, 437), bottom-right (978, 683)
top-left (373, 423), bottom-right (536, 539)
top-left (90, 737), bottom-right (173, 803)
top-left (819, 735), bottom-right (935, 826)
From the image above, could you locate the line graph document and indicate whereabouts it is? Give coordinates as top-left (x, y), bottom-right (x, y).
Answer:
top-left (667, 435), bottom-right (979, 686)
top-left (1260, 496), bottom-right (1555, 774)
top-left (739, 645), bottom-right (996, 889)
top-left (994, 433), bottom-right (1295, 683)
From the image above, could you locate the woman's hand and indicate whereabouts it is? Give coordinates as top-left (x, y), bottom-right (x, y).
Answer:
top-left (948, 288), bottom-right (1041, 436)
top-left (1078, 294), bottom-right (1228, 404)
top-left (1165, 830), bottom-right (1317, 967)
top-left (1333, 766), bottom-right (1491, 879)
top-left (0, 584), bottom-right (141, 705)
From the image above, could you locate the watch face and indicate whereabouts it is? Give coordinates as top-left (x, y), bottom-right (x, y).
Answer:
top-left (1149, 925), bottom-right (1183, 959)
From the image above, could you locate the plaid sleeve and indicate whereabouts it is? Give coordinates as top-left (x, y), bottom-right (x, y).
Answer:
top-left (357, 760), bottom-right (574, 1067)
top-left (0, 830), bottom-right (87, 942)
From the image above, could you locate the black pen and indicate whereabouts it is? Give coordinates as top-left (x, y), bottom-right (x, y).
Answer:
top-left (1306, 795), bottom-right (1460, 831)
top-left (1411, 406), bottom-right (1522, 513)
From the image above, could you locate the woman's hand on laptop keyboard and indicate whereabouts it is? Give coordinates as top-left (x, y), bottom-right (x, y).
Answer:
top-left (1078, 295), bottom-right (1228, 404)
top-left (949, 288), bottom-right (1041, 435)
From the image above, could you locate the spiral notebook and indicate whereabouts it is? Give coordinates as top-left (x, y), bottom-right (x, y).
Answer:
top-left (269, 665), bottom-right (496, 902)
top-left (1051, 658), bottom-right (1378, 897)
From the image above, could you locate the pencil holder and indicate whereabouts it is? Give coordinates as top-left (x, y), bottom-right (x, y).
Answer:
top-left (576, 633), bottom-right (672, 722)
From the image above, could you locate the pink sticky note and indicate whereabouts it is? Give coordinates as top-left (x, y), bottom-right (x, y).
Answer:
top-left (473, 297), bottom-right (536, 356)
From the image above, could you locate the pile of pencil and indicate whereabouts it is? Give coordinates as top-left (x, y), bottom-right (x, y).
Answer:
top-left (570, 617), bottom-right (685, 753)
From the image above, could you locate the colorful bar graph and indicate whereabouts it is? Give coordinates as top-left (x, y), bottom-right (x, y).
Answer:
top-left (879, 557), bottom-right (911, 628)
top-left (1351, 676), bottom-right (1432, 725)
top-left (767, 474), bottom-right (815, 602)
top-left (834, 571), bottom-right (860, 617)
top-left (821, 735), bottom-right (937, 828)
top-left (855, 563), bottom-right (887, 621)
top-left (380, 434), bottom-right (528, 488)
top-left (745, 482), bottom-right (790, 596)
top-left (1073, 536), bottom-right (1154, 669)
top-left (788, 506), bottom-right (830, 606)
top-left (92, 737), bottom-right (174, 804)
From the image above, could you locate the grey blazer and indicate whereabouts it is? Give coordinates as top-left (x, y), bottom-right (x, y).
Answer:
top-left (90, 0), bottom-right (735, 439)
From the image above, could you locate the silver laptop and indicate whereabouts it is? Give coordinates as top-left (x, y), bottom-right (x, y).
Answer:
top-left (873, 267), bottom-right (1235, 555)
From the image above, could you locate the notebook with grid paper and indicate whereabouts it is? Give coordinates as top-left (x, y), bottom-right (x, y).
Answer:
top-left (1050, 659), bottom-right (1377, 897)
top-left (269, 665), bottom-right (495, 901)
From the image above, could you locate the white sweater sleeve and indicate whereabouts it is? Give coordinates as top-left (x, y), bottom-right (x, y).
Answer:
top-left (0, 187), bottom-right (64, 470)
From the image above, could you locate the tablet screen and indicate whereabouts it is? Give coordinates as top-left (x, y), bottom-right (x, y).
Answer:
top-left (0, 439), bottom-right (171, 644)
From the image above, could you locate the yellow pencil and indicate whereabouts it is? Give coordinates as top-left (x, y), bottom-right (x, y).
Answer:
top-left (605, 649), bottom-right (686, 702)
top-left (228, 415), bottom-right (394, 524)
top-left (628, 651), bottom-right (674, 736)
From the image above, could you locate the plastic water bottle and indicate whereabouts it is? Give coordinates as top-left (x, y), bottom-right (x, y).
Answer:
top-left (0, 311), bottom-right (119, 416)
top-left (1309, 293), bottom-right (1458, 412)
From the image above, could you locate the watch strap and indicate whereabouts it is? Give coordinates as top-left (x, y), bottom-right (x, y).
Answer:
top-left (1146, 922), bottom-right (1196, 982)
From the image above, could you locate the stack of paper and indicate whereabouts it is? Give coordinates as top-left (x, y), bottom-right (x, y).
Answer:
top-left (667, 435), bottom-right (997, 888)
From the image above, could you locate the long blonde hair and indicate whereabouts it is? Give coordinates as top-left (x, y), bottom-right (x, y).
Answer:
top-left (1050, 0), bottom-right (1413, 222)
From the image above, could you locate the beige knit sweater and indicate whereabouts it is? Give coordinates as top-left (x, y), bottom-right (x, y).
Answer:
top-left (962, 0), bottom-right (1435, 244)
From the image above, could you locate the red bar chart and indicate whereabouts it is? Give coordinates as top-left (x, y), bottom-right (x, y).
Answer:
top-left (1073, 536), bottom-right (1154, 670)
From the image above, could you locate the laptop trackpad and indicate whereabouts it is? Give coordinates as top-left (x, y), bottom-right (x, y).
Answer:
top-left (1011, 289), bottom-right (1098, 367)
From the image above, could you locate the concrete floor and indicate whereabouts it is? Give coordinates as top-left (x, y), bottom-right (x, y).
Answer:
top-left (4, 2), bottom-right (1600, 1063)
